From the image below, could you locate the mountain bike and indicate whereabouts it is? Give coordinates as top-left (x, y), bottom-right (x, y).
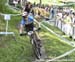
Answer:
top-left (27, 28), bottom-right (42, 59)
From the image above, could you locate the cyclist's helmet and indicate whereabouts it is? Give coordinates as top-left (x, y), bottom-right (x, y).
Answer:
top-left (22, 12), bottom-right (28, 16)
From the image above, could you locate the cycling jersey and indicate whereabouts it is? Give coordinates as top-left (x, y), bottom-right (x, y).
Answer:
top-left (20, 15), bottom-right (34, 25)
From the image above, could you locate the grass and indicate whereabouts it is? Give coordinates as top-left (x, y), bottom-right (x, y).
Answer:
top-left (42, 22), bottom-right (63, 35)
top-left (40, 26), bottom-right (75, 61)
top-left (42, 21), bottom-right (73, 41)
top-left (0, 0), bottom-right (19, 14)
top-left (0, 0), bottom-right (75, 62)
top-left (0, 36), bottom-right (34, 62)
top-left (0, 0), bottom-right (34, 61)
top-left (0, 15), bottom-right (34, 62)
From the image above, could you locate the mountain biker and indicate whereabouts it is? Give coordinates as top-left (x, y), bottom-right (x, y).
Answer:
top-left (19, 12), bottom-right (41, 41)
top-left (19, 12), bottom-right (34, 36)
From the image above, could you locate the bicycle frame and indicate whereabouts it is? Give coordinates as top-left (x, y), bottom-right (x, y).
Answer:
top-left (28, 30), bottom-right (41, 59)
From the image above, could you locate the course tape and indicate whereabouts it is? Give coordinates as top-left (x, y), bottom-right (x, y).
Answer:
top-left (42, 21), bottom-right (75, 47)
top-left (34, 19), bottom-right (75, 62)
top-left (0, 13), bottom-right (21, 16)
top-left (46, 48), bottom-right (75, 62)
top-left (34, 19), bottom-right (75, 47)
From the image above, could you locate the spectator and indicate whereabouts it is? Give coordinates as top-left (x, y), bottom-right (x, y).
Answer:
top-left (62, 13), bottom-right (72, 37)
top-left (50, 7), bottom-right (55, 19)
top-left (24, 2), bottom-right (32, 13)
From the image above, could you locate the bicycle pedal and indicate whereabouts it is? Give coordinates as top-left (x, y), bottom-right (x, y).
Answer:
top-left (37, 28), bottom-right (41, 31)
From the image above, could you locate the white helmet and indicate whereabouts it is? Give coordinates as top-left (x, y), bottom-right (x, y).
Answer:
top-left (22, 12), bottom-right (28, 16)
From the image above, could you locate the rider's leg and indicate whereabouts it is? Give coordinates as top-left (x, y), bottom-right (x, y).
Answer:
top-left (35, 31), bottom-right (42, 47)
top-left (34, 19), bottom-right (41, 30)
top-left (35, 31), bottom-right (41, 40)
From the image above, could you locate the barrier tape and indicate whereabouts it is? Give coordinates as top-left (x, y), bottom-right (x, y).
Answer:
top-left (34, 19), bottom-right (75, 62)
top-left (46, 48), bottom-right (75, 62)
top-left (34, 19), bottom-right (75, 47)
top-left (0, 13), bottom-right (21, 16)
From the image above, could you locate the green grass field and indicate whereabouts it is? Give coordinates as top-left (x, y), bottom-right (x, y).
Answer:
top-left (0, 0), bottom-right (75, 62)
top-left (42, 22), bottom-right (72, 41)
